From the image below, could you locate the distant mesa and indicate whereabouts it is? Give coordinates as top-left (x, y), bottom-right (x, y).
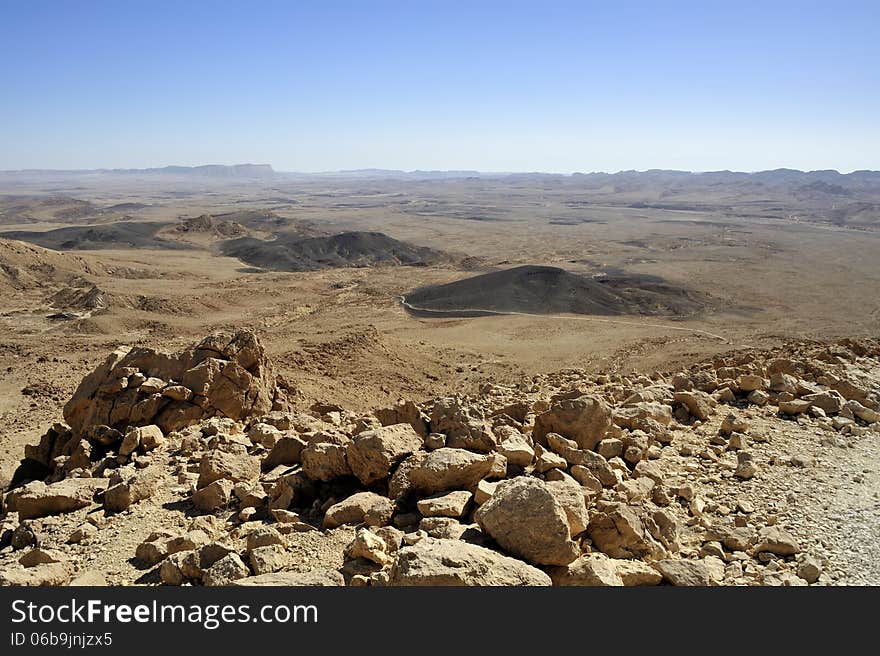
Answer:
top-left (221, 231), bottom-right (448, 272)
top-left (403, 265), bottom-right (708, 317)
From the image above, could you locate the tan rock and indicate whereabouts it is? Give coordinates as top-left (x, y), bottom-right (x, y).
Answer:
top-left (533, 395), bottom-right (612, 451)
top-left (408, 448), bottom-right (496, 494)
top-left (389, 537), bottom-right (551, 586)
top-left (475, 476), bottom-right (579, 566)
top-left (346, 423), bottom-right (423, 485)
top-left (417, 490), bottom-right (473, 518)
top-left (548, 554), bottom-right (623, 586)
top-left (323, 492), bottom-right (395, 528)
top-left (616, 559), bottom-right (663, 586)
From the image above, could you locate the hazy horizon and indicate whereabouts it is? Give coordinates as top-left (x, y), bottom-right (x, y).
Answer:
top-left (3, 163), bottom-right (879, 176)
top-left (2, 1), bottom-right (878, 172)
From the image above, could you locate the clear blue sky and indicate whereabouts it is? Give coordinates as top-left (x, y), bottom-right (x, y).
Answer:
top-left (1, 0), bottom-right (878, 172)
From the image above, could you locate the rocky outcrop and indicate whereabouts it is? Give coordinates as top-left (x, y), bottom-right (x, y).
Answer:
top-left (63, 330), bottom-right (285, 435)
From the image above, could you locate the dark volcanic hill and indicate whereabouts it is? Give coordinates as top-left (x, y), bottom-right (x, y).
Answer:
top-left (221, 231), bottom-right (448, 272)
top-left (1, 221), bottom-right (188, 250)
top-left (404, 265), bottom-right (708, 317)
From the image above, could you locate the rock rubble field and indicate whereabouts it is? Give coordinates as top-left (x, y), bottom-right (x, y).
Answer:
top-left (2, 330), bottom-right (878, 586)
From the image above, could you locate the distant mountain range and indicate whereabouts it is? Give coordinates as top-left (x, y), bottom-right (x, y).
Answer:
top-left (2, 165), bottom-right (879, 188)
top-left (1, 164), bottom-right (276, 179)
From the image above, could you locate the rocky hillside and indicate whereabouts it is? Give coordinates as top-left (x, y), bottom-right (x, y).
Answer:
top-left (1, 331), bottom-right (878, 586)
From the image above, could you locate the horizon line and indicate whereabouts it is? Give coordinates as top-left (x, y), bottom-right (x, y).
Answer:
top-left (2, 164), bottom-right (879, 176)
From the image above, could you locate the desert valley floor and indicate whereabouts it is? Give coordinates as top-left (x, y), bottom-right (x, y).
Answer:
top-left (0, 168), bottom-right (878, 586)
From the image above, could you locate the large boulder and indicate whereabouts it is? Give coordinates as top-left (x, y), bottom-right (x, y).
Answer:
top-left (389, 537), bottom-right (551, 586)
top-left (63, 330), bottom-right (282, 435)
top-left (548, 554), bottom-right (624, 586)
top-left (673, 391), bottom-right (716, 421)
top-left (587, 503), bottom-right (665, 560)
top-left (533, 395), bottom-right (612, 451)
top-left (430, 397), bottom-right (496, 452)
top-left (346, 423), bottom-right (423, 485)
top-left (197, 449), bottom-right (260, 489)
top-left (375, 399), bottom-right (429, 437)
top-left (474, 476), bottom-right (580, 566)
top-left (323, 492), bottom-right (395, 528)
top-left (408, 448), bottom-right (498, 494)
top-left (14, 479), bottom-right (105, 520)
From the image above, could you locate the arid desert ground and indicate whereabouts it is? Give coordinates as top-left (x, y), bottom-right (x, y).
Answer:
top-left (0, 166), bottom-right (878, 586)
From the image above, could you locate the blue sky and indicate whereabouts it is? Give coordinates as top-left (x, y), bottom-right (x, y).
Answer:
top-left (1, 0), bottom-right (878, 172)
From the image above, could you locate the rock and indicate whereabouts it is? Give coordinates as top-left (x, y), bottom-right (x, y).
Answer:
top-left (779, 399), bottom-right (812, 415)
top-left (801, 391), bottom-right (845, 415)
top-left (612, 402), bottom-right (673, 429)
top-left (139, 377), bottom-right (165, 394)
top-left (597, 438), bottom-right (623, 459)
top-left (63, 330), bottom-right (281, 435)
top-left (68, 571), bottom-right (107, 586)
top-left (747, 390), bottom-right (770, 406)
top-left (474, 479), bottom-right (498, 505)
top-left (417, 490), bottom-right (473, 518)
top-left (653, 559), bottom-right (714, 586)
top-left (797, 555), bottom-right (822, 583)
top-left (346, 423), bottom-right (423, 485)
top-left (408, 448), bottom-right (497, 494)
top-left (533, 395), bottom-right (612, 450)
top-left (202, 553), bottom-right (250, 586)
top-left (587, 503), bottom-right (664, 560)
top-left (197, 449), bottom-right (260, 489)
top-left (633, 460), bottom-right (663, 485)
top-left (430, 396), bottom-right (496, 452)
top-left (847, 400), bottom-right (880, 423)
top-left (119, 430), bottom-right (140, 457)
top-left (245, 526), bottom-right (284, 551)
top-left (708, 524), bottom-right (755, 551)
top-left (346, 527), bottom-right (392, 565)
top-left (673, 391), bottom-right (715, 421)
top-left (323, 492), bottom-right (395, 528)
top-left (419, 517), bottom-right (469, 539)
top-left (15, 479), bottom-right (103, 520)
top-left (423, 433), bottom-right (445, 450)
top-left (755, 526), bottom-right (801, 556)
top-left (233, 569), bottom-right (345, 586)
top-left (534, 446), bottom-right (568, 473)
top-left (67, 524), bottom-right (97, 544)
top-left (104, 467), bottom-right (161, 513)
top-left (192, 479), bottom-right (235, 511)
top-left (616, 559), bottom-right (663, 586)
top-left (545, 478), bottom-right (589, 536)
top-left (389, 537), bottom-right (551, 586)
top-left (247, 423), bottom-right (282, 449)
top-left (248, 545), bottom-right (289, 575)
top-left (159, 551), bottom-right (191, 585)
top-left (262, 435), bottom-right (308, 470)
top-left (720, 413), bottom-right (750, 436)
top-left (545, 433), bottom-right (617, 486)
top-left (716, 387), bottom-right (736, 403)
top-left (0, 562), bottom-right (70, 586)
top-left (375, 399), bottom-right (429, 437)
top-left (737, 374), bottom-right (766, 392)
top-left (570, 466), bottom-right (603, 493)
top-left (497, 432), bottom-right (535, 467)
top-left (734, 452), bottom-right (758, 480)
top-left (548, 554), bottom-right (623, 586)
top-left (301, 441), bottom-right (352, 481)
top-left (19, 548), bottom-right (66, 567)
top-left (475, 476), bottom-right (579, 566)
